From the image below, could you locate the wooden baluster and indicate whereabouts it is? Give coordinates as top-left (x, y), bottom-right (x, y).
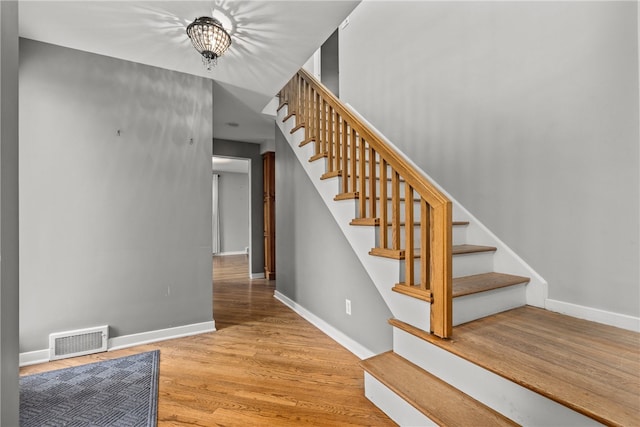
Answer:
top-left (284, 80), bottom-right (289, 111)
top-left (350, 129), bottom-right (357, 195)
top-left (358, 138), bottom-right (367, 218)
top-left (299, 77), bottom-right (304, 130)
top-left (335, 115), bottom-right (342, 175)
top-left (341, 120), bottom-right (349, 194)
top-left (289, 77), bottom-right (294, 118)
top-left (405, 184), bottom-right (415, 287)
top-left (379, 159), bottom-right (388, 249)
top-left (295, 74), bottom-right (300, 127)
top-left (310, 88), bottom-right (316, 143)
top-left (299, 75), bottom-right (305, 128)
top-left (328, 107), bottom-right (335, 172)
top-left (391, 170), bottom-right (401, 250)
top-left (323, 101), bottom-right (329, 155)
top-left (302, 80), bottom-right (308, 141)
top-left (285, 80), bottom-right (292, 116)
top-left (285, 80), bottom-right (289, 105)
top-left (368, 147), bottom-right (377, 219)
top-left (316, 98), bottom-right (324, 157)
top-left (420, 199), bottom-right (431, 291)
top-left (305, 81), bottom-right (312, 142)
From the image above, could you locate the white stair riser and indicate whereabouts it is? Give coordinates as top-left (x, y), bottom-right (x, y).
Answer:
top-left (336, 177), bottom-right (412, 205)
top-left (364, 373), bottom-right (437, 427)
top-left (361, 199), bottom-right (422, 224)
top-left (392, 328), bottom-right (602, 426)
top-left (453, 284), bottom-right (526, 326)
top-left (374, 250), bottom-right (495, 285)
top-left (374, 223), bottom-right (467, 248)
top-left (396, 251), bottom-right (495, 284)
top-left (453, 252), bottom-right (494, 277)
top-left (453, 225), bottom-right (467, 246)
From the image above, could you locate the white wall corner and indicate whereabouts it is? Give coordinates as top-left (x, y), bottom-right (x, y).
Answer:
top-left (274, 291), bottom-right (376, 360)
top-left (545, 299), bottom-right (640, 333)
top-left (250, 272), bottom-right (265, 279)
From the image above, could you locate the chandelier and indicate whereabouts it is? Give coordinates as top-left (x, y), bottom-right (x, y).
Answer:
top-left (186, 16), bottom-right (231, 70)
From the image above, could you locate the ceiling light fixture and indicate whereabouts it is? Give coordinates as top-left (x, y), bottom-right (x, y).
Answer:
top-left (186, 16), bottom-right (231, 71)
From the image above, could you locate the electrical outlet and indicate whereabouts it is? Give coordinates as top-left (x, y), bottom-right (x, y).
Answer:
top-left (345, 299), bottom-right (352, 315)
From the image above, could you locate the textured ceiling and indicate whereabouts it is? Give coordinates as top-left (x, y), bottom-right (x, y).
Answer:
top-left (19, 1), bottom-right (360, 144)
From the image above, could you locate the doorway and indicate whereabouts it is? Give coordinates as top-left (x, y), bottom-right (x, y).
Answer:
top-left (212, 156), bottom-right (251, 275)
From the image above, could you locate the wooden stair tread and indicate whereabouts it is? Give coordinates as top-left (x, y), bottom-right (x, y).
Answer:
top-left (452, 244), bottom-right (496, 255)
top-left (309, 152), bottom-right (327, 162)
top-left (361, 351), bottom-right (518, 427)
top-left (390, 307), bottom-right (640, 427)
top-left (380, 221), bottom-right (469, 227)
top-left (346, 173), bottom-right (405, 182)
top-left (347, 216), bottom-right (468, 227)
top-left (370, 244), bottom-right (495, 260)
top-left (453, 272), bottom-right (530, 298)
top-left (299, 137), bottom-right (315, 147)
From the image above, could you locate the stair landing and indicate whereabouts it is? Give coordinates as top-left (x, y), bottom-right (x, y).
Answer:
top-left (392, 306), bottom-right (640, 427)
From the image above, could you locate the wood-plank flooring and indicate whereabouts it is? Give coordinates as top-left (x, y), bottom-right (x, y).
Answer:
top-left (20, 255), bottom-right (395, 426)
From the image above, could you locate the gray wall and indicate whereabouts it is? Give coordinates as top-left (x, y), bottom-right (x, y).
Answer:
top-left (340, 1), bottom-right (639, 317)
top-left (212, 139), bottom-right (264, 275)
top-left (0, 2), bottom-right (19, 424)
top-left (275, 126), bottom-right (393, 354)
top-left (213, 171), bottom-right (250, 254)
top-left (19, 39), bottom-right (214, 353)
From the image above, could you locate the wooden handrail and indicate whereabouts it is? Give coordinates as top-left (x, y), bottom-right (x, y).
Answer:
top-left (279, 69), bottom-right (453, 338)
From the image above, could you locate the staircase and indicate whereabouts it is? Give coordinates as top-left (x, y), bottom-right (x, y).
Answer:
top-left (277, 70), bottom-right (639, 426)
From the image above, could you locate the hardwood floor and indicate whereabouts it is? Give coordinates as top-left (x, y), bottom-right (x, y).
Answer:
top-left (20, 255), bottom-right (395, 426)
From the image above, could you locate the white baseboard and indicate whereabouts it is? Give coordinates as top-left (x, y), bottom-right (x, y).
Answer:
top-left (213, 251), bottom-right (247, 256)
top-left (108, 320), bottom-right (216, 351)
top-left (250, 272), bottom-right (265, 279)
top-left (546, 299), bottom-right (640, 332)
top-left (274, 291), bottom-right (375, 360)
top-left (20, 349), bottom-right (50, 367)
top-left (20, 320), bottom-right (216, 367)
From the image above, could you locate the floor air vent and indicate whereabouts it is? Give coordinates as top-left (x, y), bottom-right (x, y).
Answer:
top-left (49, 325), bottom-right (109, 361)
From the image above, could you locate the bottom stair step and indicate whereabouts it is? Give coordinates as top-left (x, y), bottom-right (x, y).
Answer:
top-left (361, 351), bottom-right (518, 427)
top-left (453, 272), bottom-right (530, 298)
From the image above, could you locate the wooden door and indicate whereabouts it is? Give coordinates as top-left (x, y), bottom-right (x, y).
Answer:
top-left (263, 152), bottom-right (275, 279)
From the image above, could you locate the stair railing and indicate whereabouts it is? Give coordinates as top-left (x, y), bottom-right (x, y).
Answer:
top-left (279, 69), bottom-right (453, 338)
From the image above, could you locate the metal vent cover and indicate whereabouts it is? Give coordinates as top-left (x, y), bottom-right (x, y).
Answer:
top-left (49, 325), bottom-right (109, 361)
